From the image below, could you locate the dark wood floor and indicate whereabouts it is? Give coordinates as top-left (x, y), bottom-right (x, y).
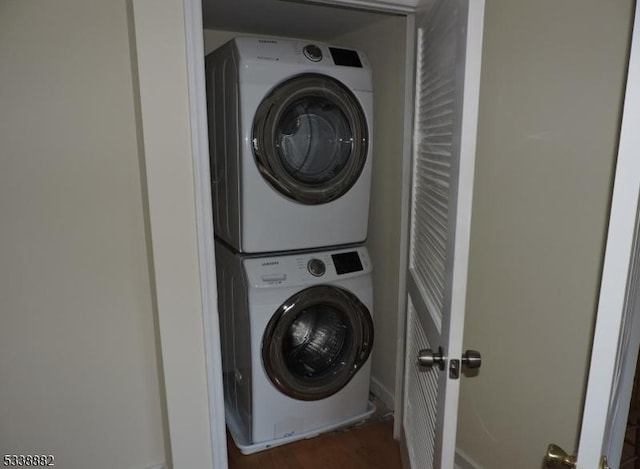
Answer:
top-left (227, 419), bottom-right (402, 469)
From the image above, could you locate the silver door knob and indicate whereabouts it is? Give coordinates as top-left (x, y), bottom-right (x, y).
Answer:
top-left (462, 350), bottom-right (482, 369)
top-left (417, 347), bottom-right (445, 371)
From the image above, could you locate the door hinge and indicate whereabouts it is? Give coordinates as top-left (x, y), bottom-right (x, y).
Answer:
top-left (600, 455), bottom-right (610, 469)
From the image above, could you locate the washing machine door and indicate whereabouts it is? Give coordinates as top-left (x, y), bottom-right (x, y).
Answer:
top-left (262, 285), bottom-right (374, 401)
top-left (252, 73), bottom-right (369, 205)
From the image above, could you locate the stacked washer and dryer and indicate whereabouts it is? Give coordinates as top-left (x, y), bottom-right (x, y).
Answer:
top-left (205, 36), bottom-right (375, 454)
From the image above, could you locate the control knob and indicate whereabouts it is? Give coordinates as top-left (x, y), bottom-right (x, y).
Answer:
top-left (303, 44), bottom-right (322, 62)
top-left (307, 258), bottom-right (326, 277)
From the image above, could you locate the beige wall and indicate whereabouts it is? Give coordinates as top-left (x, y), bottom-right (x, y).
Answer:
top-left (0, 1), bottom-right (166, 469)
top-left (204, 29), bottom-right (240, 54)
top-left (334, 16), bottom-right (408, 403)
top-left (457, 1), bottom-right (634, 467)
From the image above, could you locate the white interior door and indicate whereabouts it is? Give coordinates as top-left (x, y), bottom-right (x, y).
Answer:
top-left (400, 1), bottom-right (484, 468)
top-left (571, 4), bottom-right (640, 468)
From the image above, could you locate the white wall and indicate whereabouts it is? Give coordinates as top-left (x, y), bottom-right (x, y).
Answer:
top-left (0, 1), bottom-right (166, 468)
top-left (457, 0), bottom-right (634, 467)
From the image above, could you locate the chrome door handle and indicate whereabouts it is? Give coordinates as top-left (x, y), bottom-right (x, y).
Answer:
top-left (417, 347), bottom-right (445, 371)
top-left (462, 350), bottom-right (482, 369)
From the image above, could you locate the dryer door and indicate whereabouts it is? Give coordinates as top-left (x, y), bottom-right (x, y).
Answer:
top-left (252, 73), bottom-right (368, 205)
top-left (262, 285), bottom-right (373, 401)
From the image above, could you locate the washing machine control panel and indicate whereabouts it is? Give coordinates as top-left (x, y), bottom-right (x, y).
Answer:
top-left (244, 246), bottom-right (371, 288)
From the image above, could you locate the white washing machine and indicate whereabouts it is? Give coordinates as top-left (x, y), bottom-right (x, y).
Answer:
top-left (215, 240), bottom-right (375, 454)
top-left (205, 36), bottom-right (373, 253)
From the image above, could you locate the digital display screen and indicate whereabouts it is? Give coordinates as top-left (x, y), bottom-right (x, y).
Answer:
top-left (329, 47), bottom-right (363, 68)
top-left (332, 251), bottom-right (363, 275)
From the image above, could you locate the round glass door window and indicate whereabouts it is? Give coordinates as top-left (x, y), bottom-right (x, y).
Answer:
top-left (252, 74), bottom-right (369, 205)
top-left (262, 285), bottom-right (374, 401)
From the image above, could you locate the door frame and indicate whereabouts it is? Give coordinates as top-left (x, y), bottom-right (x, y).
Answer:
top-left (393, 10), bottom-right (418, 441)
top-left (576, 3), bottom-right (640, 465)
top-left (182, 0), bottom-right (229, 467)
top-left (130, 0), bottom-right (226, 467)
top-left (138, 0), bottom-right (435, 467)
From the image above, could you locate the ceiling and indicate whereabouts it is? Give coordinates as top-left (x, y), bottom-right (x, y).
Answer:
top-left (201, 0), bottom-right (396, 40)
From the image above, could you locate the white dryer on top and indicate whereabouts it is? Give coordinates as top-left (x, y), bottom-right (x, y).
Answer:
top-left (205, 36), bottom-right (374, 253)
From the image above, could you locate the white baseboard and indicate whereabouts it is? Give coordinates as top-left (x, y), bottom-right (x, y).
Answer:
top-left (370, 376), bottom-right (395, 411)
top-left (455, 448), bottom-right (482, 469)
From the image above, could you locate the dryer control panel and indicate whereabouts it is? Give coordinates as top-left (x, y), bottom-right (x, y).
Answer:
top-left (233, 36), bottom-right (371, 70)
top-left (243, 246), bottom-right (371, 288)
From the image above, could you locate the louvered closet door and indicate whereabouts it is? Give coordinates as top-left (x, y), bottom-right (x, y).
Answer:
top-left (402, 1), bottom-right (483, 468)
